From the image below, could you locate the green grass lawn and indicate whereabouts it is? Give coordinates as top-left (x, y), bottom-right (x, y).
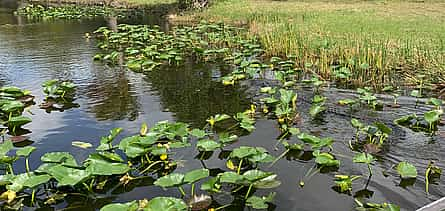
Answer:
top-left (178, 0), bottom-right (445, 85)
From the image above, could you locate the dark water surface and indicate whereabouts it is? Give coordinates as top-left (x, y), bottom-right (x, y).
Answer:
top-left (1, 2), bottom-right (444, 210)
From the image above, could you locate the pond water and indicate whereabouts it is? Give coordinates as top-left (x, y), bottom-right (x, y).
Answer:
top-left (0, 1), bottom-right (444, 210)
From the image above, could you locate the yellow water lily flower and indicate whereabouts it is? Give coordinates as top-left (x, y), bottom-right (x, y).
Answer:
top-left (160, 153), bottom-right (168, 161)
top-left (263, 106), bottom-right (269, 113)
top-left (0, 190), bottom-right (16, 204)
top-left (222, 80), bottom-right (235, 86)
top-left (207, 117), bottom-right (215, 127)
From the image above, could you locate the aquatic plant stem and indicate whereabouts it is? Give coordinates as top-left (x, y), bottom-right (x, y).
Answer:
top-left (425, 167), bottom-right (431, 194)
top-left (25, 158), bottom-right (30, 173)
top-left (237, 159), bottom-right (243, 174)
top-left (191, 183), bottom-right (195, 196)
top-left (178, 186), bottom-right (186, 197)
top-left (8, 164), bottom-right (14, 175)
top-left (31, 189), bottom-right (36, 206)
top-left (140, 160), bottom-right (164, 174)
top-left (269, 149), bottom-right (290, 167)
top-left (244, 184), bottom-right (253, 199)
top-left (215, 204), bottom-right (231, 210)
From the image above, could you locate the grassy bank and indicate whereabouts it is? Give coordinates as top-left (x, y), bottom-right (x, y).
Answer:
top-left (177, 0), bottom-right (445, 86)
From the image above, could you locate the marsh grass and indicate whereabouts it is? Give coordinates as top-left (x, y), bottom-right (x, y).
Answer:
top-left (178, 0), bottom-right (445, 85)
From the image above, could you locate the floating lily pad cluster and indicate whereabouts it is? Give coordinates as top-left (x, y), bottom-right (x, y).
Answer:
top-left (0, 87), bottom-right (34, 135)
top-left (0, 105), bottom-right (281, 210)
top-left (93, 22), bottom-right (255, 73)
top-left (394, 98), bottom-right (443, 134)
top-left (40, 79), bottom-right (78, 111)
top-left (15, 4), bottom-right (124, 19)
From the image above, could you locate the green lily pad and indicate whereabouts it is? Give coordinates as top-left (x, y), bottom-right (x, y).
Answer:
top-left (101, 201), bottom-right (138, 211)
top-left (197, 139), bottom-right (221, 152)
top-left (16, 146), bottom-right (36, 157)
top-left (47, 164), bottom-right (90, 186)
top-left (246, 192), bottom-right (275, 209)
top-left (154, 173), bottom-right (185, 188)
top-left (184, 168), bottom-right (209, 184)
top-left (41, 152), bottom-right (78, 167)
top-left (144, 197), bottom-right (187, 211)
top-left (396, 161), bottom-right (417, 179)
top-left (0, 140), bottom-right (13, 156)
top-left (8, 116), bottom-right (32, 127)
top-left (353, 153), bottom-right (375, 164)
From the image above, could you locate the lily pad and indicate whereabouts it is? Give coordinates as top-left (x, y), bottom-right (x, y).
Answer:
top-left (396, 161), bottom-right (417, 179)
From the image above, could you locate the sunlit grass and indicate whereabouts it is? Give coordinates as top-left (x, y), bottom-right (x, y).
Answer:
top-left (178, 0), bottom-right (445, 85)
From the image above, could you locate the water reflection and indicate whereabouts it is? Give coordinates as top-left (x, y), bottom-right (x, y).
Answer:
top-left (145, 63), bottom-right (251, 127)
top-left (82, 67), bottom-right (141, 121)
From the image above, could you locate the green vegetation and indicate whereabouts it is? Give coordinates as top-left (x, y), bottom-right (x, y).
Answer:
top-left (0, 87), bottom-right (34, 135)
top-left (5, 2), bottom-right (445, 209)
top-left (15, 4), bottom-right (123, 19)
top-left (178, 0), bottom-right (445, 85)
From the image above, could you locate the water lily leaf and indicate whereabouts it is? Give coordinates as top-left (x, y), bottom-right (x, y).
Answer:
top-left (246, 192), bottom-right (275, 209)
top-left (41, 152), bottom-right (78, 167)
top-left (297, 133), bottom-right (320, 144)
top-left (396, 161), bottom-right (417, 179)
top-left (313, 151), bottom-right (340, 167)
top-left (219, 172), bottom-right (244, 184)
top-left (184, 168), bottom-right (209, 184)
top-left (144, 197), bottom-right (187, 211)
top-left (189, 129), bottom-right (208, 139)
top-left (200, 177), bottom-right (220, 192)
top-left (427, 98), bottom-right (443, 107)
top-left (230, 146), bottom-right (257, 159)
top-left (333, 175), bottom-right (360, 193)
top-left (219, 132), bottom-right (238, 144)
top-left (394, 114), bottom-right (417, 126)
top-left (101, 201), bottom-right (138, 211)
top-left (85, 154), bottom-right (130, 176)
top-left (351, 118), bottom-right (364, 129)
top-left (243, 170), bottom-right (273, 182)
top-left (424, 110), bottom-right (441, 124)
top-left (309, 104), bottom-right (326, 117)
top-left (47, 165), bottom-right (90, 186)
top-left (0, 174), bottom-right (14, 186)
top-left (353, 153), bottom-right (375, 164)
top-left (1, 101), bottom-right (24, 113)
top-left (119, 139), bottom-right (147, 158)
top-left (311, 137), bottom-right (333, 150)
top-left (279, 89), bottom-right (295, 104)
top-left (23, 174), bottom-right (51, 189)
top-left (197, 139), bottom-right (221, 151)
top-left (373, 122), bottom-right (392, 134)
top-left (154, 173), bottom-right (185, 188)
top-left (8, 116), bottom-right (32, 127)
top-left (16, 146), bottom-right (36, 157)
top-left (97, 152), bottom-right (124, 162)
top-left (338, 99), bottom-right (356, 106)
top-left (410, 90), bottom-right (421, 98)
top-left (240, 122), bottom-right (255, 132)
top-left (253, 175), bottom-right (281, 189)
top-left (72, 141), bottom-right (92, 149)
top-left (0, 140), bottom-right (13, 156)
